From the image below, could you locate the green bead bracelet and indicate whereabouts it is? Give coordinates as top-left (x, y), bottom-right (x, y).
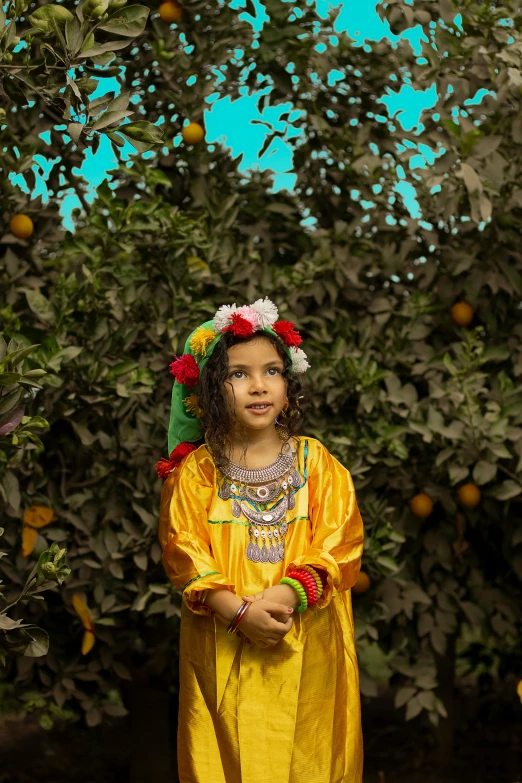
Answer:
top-left (280, 576), bottom-right (308, 613)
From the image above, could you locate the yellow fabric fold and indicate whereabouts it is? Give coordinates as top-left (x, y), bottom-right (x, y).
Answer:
top-left (159, 459), bottom-right (235, 616)
top-left (288, 443), bottom-right (364, 608)
top-left (159, 436), bottom-right (364, 783)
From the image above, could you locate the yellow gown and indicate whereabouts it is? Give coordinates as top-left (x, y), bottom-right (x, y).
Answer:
top-left (159, 436), bottom-right (365, 783)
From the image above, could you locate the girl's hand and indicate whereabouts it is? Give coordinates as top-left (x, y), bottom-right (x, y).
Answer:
top-left (242, 585), bottom-right (300, 622)
top-left (239, 599), bottom-right (293, 648)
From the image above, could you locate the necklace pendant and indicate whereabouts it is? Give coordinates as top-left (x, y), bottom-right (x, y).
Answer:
top-left (232, 498), bottom-right (241, 518)
top-left (288, 492), bottom-right (295, 510)
top-left (221, 482), bottom-right (231, 500)
top-left (289, 469), bottom-right (301, 487)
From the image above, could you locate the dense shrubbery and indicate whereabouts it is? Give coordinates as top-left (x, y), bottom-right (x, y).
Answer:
top-left (1, 0), bottom-right (521, 757)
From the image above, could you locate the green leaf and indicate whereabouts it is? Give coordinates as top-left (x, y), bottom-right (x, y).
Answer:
top-left (98, 4), bottom-right (149, 37)
top-left (28, 4), bottom-right (74, 33)
top-left (65, 17), bottom-right (83, 55)
top-left (25, 290), bottom-right (56, 325)
top-left (91, 109), bottom-right (134, 131)
top-left (2, 77), bottom-right (27, 107)
top-left (119, 121), bottom-right (163, 144)
top-left (78, 38), bottom-right (132, 57)
top-left (68, 122), bottom-right (83, 145)
top-left (376, 555), bottom-right (399, 572)
top-left (395, 686), bottom-right (417, 709)
top-left (487, 480), bottom-right (522, 501)
top-left (472, 460), bottom-right (497, 486)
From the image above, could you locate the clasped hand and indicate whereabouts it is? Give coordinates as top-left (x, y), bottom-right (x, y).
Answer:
top-left (238, 585), bottom-right (300, 649)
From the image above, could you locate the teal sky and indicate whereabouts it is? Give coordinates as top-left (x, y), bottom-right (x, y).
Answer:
top-left (9, 1), bottom-right (472, 230)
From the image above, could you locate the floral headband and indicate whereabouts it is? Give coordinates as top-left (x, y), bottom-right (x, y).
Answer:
top-left (156, 298), bottom-right (310, 478)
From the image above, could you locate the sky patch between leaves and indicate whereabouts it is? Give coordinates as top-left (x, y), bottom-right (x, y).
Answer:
top-left (7, 0), bottom-right (458, 230)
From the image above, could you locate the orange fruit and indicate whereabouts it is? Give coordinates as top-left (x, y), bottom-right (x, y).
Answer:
top-left (159, 1), bottom-right (182, 22)
top-left (10, 213), bottom-right (34, 239)
top-left (409, 493), bottom-right (433, 519)
top-left (352, 571), bottom-right (371, 593)
top-left (182, 122), bottom-right (205, 145)
top-left (457, 483), bottom-right (481, 508)
top-left (450, 301), bottom-right (473, 326)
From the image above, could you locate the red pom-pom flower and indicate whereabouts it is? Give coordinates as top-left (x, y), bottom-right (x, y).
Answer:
top-left (155, 442), bottom-right (197, 479)
top-left (169, 354), bottom-right (200, 387)
top-left (222, 312), bottom-right (255, 338)
top-left (272, 321), bottom-right (302, 348)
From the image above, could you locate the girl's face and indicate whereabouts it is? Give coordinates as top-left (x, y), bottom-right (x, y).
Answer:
top-left (225, 337), bottom-right (287, 435)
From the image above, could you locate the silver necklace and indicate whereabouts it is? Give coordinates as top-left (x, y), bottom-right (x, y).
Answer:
top-left (219, 442), bottom-right (302, 564)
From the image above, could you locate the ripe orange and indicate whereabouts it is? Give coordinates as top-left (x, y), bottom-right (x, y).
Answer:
top-left (457, 483), bottom-right (481, 508)
top-left (182, 122), bottom-right (205, 145)
top-left (159, 1), bottom-right (182, 22)
top-left (409, 493), bottom-right (433, 519)
top-left (352, 572), bottom-right (371, 593)
top-left (10, 213), bottom-right (34, 239)
top-left (450, 301), bottom-right (473, 326)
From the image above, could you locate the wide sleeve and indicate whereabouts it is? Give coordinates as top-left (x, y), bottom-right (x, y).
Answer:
top-left (158, 456), bottom-right (235, 616)
top-left (288, 440), bottom-right (364, 608)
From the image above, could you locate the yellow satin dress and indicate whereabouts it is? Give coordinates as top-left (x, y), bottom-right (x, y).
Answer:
top-left (159, 436), bottom-right (364, 783)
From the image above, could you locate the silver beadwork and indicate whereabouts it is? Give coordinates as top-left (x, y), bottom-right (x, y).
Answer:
top-left (220, 445), bottom-right (301, 564)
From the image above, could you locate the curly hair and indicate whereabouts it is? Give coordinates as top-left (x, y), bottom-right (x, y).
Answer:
top-left (198, 331), bottom-right (306, 471)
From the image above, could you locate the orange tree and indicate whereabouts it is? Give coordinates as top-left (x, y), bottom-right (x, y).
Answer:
top-left (1, 0), bottom-right (521, 767)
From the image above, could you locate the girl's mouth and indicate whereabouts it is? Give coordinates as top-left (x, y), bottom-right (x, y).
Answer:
top-left (246, 403), bottom-right (272, 415)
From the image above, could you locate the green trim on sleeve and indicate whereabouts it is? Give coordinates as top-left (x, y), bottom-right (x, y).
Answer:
top-left (182, 571), bottom-right (220, 592)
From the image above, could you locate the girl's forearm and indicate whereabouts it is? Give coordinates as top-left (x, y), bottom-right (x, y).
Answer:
top-left (204, 587), bottom-right (242, 623)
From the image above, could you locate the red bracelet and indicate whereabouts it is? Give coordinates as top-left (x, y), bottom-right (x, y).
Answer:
top-left (227, 601), bottom-right (251, 635)
top-left (290, 571), bottom-right (318, 606)
top-left (287, 569), bottom-right (319, 606)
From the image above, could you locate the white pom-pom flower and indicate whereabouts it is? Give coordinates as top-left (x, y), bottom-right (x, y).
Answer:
top-left (213, 303), bottom-right (237, 333)
top-left (250, 297), bottom-right (279, 328)
top-left (291, 347), bottom-right (310, 374)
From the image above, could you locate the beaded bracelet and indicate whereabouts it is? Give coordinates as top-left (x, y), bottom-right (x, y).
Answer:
top-left (280, 577), bottom-right (308, 612)
top-left (299, 565), bottom-right (323, 599)
top-left (287, 569), bottom-right (318, 607)
top-left (294, 570), bottom-right (319, 606)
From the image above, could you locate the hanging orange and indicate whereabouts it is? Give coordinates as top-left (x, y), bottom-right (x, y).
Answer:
top-left (182, 122), bottom-right (205, 145)
top-left (409, 493), bottom-right (433, 519)
top-left (457, 483), bottom-right (481, 508)
top-left (352, 572), bottom-right (371, 593)
top-left (9, 214), bottom-right (34, 239)
top-left (450, 301), bottom-right (473, 326)
top-left (159, 1), bottom-right (182, 22)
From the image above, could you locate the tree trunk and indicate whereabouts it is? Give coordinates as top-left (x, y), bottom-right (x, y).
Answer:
top-left (125, 678), bottom-right (173, 783)
top-left (435, 633), bottom-right (457, 769)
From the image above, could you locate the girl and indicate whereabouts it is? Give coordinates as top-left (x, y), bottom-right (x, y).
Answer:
top-left (158, 298), bottom-right (365, 783)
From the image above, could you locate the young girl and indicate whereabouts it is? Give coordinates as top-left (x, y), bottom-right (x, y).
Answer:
top-left (158, 298), bottom-right (365, 783)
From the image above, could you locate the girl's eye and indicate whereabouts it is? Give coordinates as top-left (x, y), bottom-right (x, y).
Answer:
top-left (230, 367), bottom-right (279, 380)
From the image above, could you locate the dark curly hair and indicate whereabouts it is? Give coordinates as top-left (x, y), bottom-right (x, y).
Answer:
top-left (198, 331), bottom-right (306, 471)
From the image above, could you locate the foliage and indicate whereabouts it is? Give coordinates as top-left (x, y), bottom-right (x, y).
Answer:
top-left (0, 338), bottom-right (70, 668)
top-left (1, 538), bottom-right (70, 665)
top-left (0, 0), bottom-right (521, 740)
